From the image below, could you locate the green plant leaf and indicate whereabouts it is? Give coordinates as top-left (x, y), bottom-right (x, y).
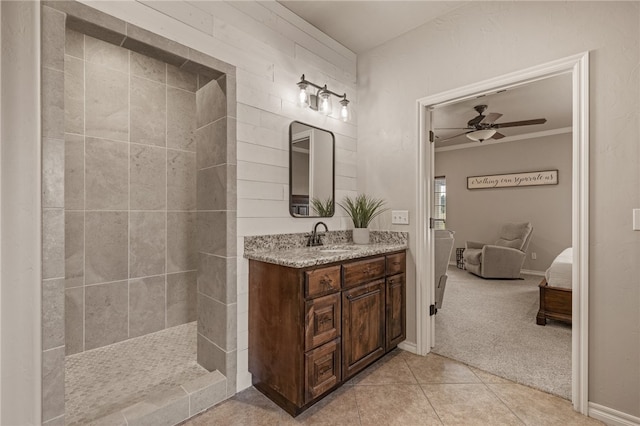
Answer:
top-left (338, 194), bottom-right (388, 228)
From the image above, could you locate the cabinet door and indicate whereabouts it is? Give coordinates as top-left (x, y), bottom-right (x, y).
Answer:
top-left (342, 279), bottom-right (386, 379)
top-left (386, 273), bottom-right (406, 350)
top-left (305, 339), bottom-right (341, 403)
top-left (305, 293), bottom-right (340, 351)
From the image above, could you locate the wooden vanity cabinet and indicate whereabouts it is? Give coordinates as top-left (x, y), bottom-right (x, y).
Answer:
top-left (248, 250), bottom-right (406, 416)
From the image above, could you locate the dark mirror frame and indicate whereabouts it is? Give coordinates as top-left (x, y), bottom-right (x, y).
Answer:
top-left (289, 121), bottom-right (335, 218)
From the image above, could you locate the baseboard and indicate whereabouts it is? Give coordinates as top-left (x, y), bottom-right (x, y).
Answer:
top-left (589, 402), bottom-right (640, 426)
top-left (398, 341), bottom-right (417, 354)
top-left (521, 268), bottom-right (546, 277)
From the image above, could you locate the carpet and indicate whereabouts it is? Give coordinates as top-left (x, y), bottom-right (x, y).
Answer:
top-left (432, 266), bottom-right (572, 399)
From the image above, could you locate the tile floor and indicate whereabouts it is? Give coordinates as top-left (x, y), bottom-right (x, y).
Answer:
top-left (65, 322), bottom-right (206, 425)
top-left (183, 350), bottom-right (602, 425)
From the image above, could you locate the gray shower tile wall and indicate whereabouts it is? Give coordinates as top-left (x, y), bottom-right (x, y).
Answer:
top-left (168, 88), bottom-right (197, 151)
top-left (42, 9), bottom-right (67, 422)
top-left (85, 62), bottom-right (129, 141)
top-left (129, 275), bottom-right (166, 338)
top-left (130, 145), bottom-right (166, 210)
top-left (195, 73), bottom-right (238, 394)
top-left (130, 76), bottom-right (165, 146)
top-left (84, 281), bottom-right (129, 350)
top-left (129, 212), bottom-right (166, 278)
top-left (167, 271), bottom-right (198, 327)
top-left (63, 30), bottom-right (214, 355)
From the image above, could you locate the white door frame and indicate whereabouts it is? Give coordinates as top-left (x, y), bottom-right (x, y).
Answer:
top-left (415, 52), bottom-right (589, 414)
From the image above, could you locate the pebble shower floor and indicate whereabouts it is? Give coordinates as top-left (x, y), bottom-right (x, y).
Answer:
top-left (65, 322), bottom-right (205, 425)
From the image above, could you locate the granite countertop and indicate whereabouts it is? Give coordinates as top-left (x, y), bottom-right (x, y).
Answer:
top-left (244, 242), bottom-right (408, 268)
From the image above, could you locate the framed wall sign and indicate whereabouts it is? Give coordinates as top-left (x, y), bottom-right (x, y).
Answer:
top-left (467, 170), bottom-right (558, 189)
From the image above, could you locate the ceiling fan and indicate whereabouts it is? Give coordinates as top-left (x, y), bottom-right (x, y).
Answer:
top-left (436, 105), bottom-right (547, 142)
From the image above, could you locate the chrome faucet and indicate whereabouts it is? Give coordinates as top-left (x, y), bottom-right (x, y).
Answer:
top-left (308, 221), bottom-right (328, 247)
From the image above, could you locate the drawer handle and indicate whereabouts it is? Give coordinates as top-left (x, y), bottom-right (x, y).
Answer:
top-left (318, 317), bottom-right (332, 325)
top-left (392, 261), bottom-right (401, 266)
top-left (319, 275), bottom-right (334, 289)
top-left (362, 267), bottom-right (375, 276)
top-left (319, 366), bottom-right (332, 376)
top-left (388, 279), bottom-right (394, 284)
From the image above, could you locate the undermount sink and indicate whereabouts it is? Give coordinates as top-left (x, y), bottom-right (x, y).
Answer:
top-left (315, 245), bottom-right (359, 253)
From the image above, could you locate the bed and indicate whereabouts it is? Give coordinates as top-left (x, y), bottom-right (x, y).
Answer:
top-left (536, 247), bottom-right (572, 326)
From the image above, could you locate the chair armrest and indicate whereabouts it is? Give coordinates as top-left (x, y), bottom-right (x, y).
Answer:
top-left (482, 245), bottom-right (525, 260)
top-left (465, 241), bottom-right (487, 249)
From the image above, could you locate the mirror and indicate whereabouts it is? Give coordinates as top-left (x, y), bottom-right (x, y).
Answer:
top-left (289, 121), bottom-right (335, 217)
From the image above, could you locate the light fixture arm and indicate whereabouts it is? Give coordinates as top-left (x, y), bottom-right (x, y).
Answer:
top-left (297, 74), bottom-right (350, 121)
top-left (298, 75), bottom-right (349, 100)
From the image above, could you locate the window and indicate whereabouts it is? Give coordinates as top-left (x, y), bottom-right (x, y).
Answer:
top-left (433, 176), bottom-right (446, 230)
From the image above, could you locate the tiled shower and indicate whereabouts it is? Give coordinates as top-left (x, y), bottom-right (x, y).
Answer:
top-left (41, 2), bottom-right (237, 424)
top-left (64, 29), bottom-right (205, 354)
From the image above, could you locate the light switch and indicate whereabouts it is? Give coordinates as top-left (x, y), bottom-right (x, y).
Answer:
top-left (391, 210), bottom-right (409, 225)
top-left (633, 209), bottom-right (640, 231)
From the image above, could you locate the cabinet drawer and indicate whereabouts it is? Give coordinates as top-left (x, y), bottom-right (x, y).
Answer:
top-left (342, 257), bottom-right (385, 288)
top-left (305, 293), bottom-right (341, 351)
top-left (305, 266), bottom-right (341, 298)
top-left (305, 339), bottom-right (341, 403)
top-left (386, 252), bottom-right (406, 275)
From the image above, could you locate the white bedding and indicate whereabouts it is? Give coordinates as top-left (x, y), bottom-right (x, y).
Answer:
top-left (544, 247), bottom-right (573, 289)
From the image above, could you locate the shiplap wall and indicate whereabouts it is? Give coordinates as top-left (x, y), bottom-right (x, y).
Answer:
top-left (81, 0), bottom-right (358, 391)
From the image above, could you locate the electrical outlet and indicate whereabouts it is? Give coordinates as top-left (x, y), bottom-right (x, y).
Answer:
top-left (391, 210), bottom-right (409, 225)
top-left (531, 252), bottom-right (537, 260)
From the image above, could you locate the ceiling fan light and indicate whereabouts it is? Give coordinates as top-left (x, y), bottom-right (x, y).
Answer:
top-left (466, 129), bottom-right (497, 142)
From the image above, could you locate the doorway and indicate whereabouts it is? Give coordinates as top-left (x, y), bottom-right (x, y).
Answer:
top-left (415, 53), bottom-right (589, 414)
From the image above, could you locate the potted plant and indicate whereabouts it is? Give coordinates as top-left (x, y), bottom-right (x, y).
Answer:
top-left (338, 194), bottom-right (387, 244)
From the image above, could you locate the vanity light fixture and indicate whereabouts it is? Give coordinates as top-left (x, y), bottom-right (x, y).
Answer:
top-left (297, 74), bottom-right (350, 122)
top-left (466, 129), bottom-right (497, 142)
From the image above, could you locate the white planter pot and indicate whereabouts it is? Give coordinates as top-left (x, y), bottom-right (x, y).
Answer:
top-left (352, 228), bottom-right (370, 245)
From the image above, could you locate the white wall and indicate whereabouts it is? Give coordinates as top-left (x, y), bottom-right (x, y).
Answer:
top-left (76, 0), bottom-right (358, 391)
top-left (435, 133), bottom-right (572, 272)
top-left (357, 1), bottom-right (639, 418)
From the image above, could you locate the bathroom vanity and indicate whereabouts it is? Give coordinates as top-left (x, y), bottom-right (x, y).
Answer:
top-left (246, 240), bottom-right (407, 416)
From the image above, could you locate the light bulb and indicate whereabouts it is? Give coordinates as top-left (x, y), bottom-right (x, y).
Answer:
top-left (297, 83), bottom-right (309, 108)
top-left (339, 97), bottom-right (350, 122)
top-left (318, 90), bottom-right (332, 115)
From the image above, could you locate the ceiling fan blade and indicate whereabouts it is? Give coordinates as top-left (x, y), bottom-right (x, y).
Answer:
top-left (493, 118), bottom-right (547, 128)
top-left (481, 112), bottom-right (503, 124)
top-left (436, 131), bottom-right (470, 142)
top-left (467, 115), bottom-right (485, 127)
top-left (492, 132), bottom-right (506, 140)
top-left (434, 127), bottom-right (472, 130)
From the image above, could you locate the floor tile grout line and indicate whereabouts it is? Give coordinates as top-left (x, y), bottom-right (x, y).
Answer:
top-left (403, 354), bottom-right (445, 425)
top-left (483, 383), bottom-right (528, 425)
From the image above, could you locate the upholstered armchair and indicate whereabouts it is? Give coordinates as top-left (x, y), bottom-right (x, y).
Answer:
top-left (463, 222), bottom-right (533, 279)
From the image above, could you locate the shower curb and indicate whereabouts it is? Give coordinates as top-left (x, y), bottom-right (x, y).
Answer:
top-left (86, 370), bottom-right (228, 426)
